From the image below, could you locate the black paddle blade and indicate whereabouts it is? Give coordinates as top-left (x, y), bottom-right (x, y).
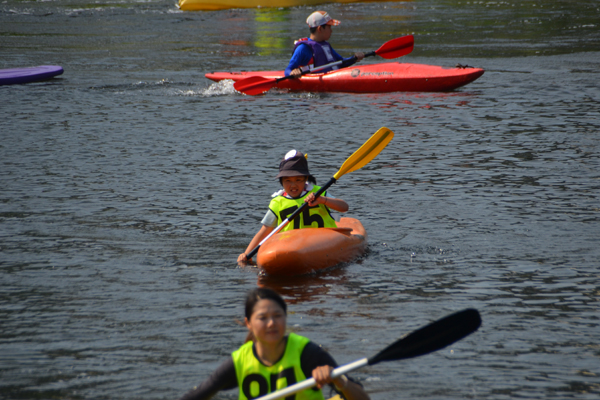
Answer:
top-left (368, 308), bottom-right (481, 365)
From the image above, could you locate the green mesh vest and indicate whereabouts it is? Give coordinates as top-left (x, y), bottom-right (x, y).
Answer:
top-left (268, 185), bottom-right (337, 232)
top-left (232, 333), bottom-right (326, 400)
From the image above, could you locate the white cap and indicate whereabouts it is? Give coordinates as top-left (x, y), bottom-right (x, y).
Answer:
top-left (306, 11), bottom-right (341, 28)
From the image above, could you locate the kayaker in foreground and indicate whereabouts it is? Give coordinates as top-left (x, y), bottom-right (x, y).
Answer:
top-left (237, 150), bottom-right (349, 265)
top-left (178, 288), bottom-right (370, 400)
top-left (285, 10), bottom-right (364, 78)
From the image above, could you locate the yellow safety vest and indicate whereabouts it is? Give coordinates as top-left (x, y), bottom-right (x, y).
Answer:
top-left (268, 185), bottom-right (337, 232)
top-left (232, 333), bottom-right (325, 400)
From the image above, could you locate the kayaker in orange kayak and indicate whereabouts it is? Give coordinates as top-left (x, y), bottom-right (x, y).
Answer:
top-left (285, 10), bottom-right (364, 78)
top-left (178, 288), bottom-right (370, 400)
top-left (237, 150), bottom-right (348, 265)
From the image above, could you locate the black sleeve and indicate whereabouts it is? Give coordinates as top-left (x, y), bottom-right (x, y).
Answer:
top-left (300, 341), bottom-right (339, 378)
top-left (178, 357), bottom-right (238, 400)
top-left (340, 56), bottom-right (358, 68)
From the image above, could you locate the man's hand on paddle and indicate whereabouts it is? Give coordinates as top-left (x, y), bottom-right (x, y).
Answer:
top-left (290, 68), bottom-right (303, 78)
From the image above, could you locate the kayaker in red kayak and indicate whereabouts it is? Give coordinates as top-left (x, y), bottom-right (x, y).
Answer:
top-left (285, 10), bottom-right (364, 78)
top-left (178, 288), bottom-right (370, 400)
top-left (237, 150), bottom-right (348, 265)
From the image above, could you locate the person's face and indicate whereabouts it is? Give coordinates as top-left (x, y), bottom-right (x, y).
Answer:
top-left (320, 24), bottom-right (332, 41)
top-left (282, 176), bottom-right (308, 198)
top-left (245, 299), bottom-right (287, 346)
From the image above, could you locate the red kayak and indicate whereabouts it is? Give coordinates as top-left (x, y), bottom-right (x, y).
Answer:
top-left (206, 62), bottom-right (484, 93)
top-left (257, 217), bottom-right (367, 277)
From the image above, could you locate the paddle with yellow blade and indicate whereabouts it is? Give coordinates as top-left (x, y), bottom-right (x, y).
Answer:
top-left (256, 308), bottom-right (482, 400)
top-left (234, 35), bottom-right (414, 96)
top-left (244, 126), bottom-right (394, 261)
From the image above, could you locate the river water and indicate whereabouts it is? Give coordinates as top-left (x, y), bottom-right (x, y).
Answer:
top-left (1, 1), bottom-right (599, 399)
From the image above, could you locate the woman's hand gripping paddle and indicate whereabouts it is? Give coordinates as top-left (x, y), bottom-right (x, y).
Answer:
top-left (234, 35), bottom-right (414, 96)
top-left (244, 126), bottom-right (394, 261)
top-left (256, 308), bottom-right (482, 400)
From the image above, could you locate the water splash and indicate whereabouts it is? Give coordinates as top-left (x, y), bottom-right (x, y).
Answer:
top-left (200, 80), bottom-right (238, 96)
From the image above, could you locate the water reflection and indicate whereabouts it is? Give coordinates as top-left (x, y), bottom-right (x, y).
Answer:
top-left (357, 90), bottom-right (481, 110)
top-left (253, 8), bottom-right (292, 55)
top-left (257, 266), bottom-right (350, 304)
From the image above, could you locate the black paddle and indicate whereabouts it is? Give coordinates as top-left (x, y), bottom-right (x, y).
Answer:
top-left (234, 35), bottom-right (414, 96)
top-left (255, 308), bottom-right (482, 400)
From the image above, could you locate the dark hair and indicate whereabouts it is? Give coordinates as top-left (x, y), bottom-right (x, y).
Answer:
top-left (278, 175), bottom-right (317, 186)
top-left (244, 288), bottom-right (287, 320)
top-left (309, 23), bottom-right (329, 34)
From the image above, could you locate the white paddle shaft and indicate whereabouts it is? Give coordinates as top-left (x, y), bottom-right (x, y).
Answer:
top-left (257, 219), bottom-right (289, 247)
top-left (306, 59), bottom-right (345, 73)
top-left (255, 358), bottom-right (369, 400)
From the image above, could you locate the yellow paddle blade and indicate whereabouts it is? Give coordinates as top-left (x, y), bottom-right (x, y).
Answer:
top-left (333, 127), bottom-right (394, 180)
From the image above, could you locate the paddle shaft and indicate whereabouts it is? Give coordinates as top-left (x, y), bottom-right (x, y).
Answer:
top-left (245, 176), bottom-right (336, 259)
top-left (280, 34), bottom-right (415, 84)
top-left (256, 358), bottom-right (368, 400)
top-left (234, 35), bottom-right (413, 95)
top-left (273, 53), bottom-right (373, 86)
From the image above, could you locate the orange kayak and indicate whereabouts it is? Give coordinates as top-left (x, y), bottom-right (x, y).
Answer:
top-left (257, 217), bottom-right (367, 276)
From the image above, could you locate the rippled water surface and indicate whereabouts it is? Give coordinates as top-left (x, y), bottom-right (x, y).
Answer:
top-left (1, 1), bottom-right (599, 399)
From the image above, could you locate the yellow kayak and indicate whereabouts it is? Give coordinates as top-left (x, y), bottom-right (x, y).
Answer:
top-left (179, 0), bottom-right (403, 11)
